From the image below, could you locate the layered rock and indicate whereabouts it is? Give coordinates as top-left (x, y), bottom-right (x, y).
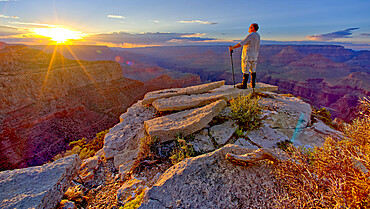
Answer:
top-left (0, 155), bottom-right (81, 209)
top-left (144, 100), bottom-right (227, 142)
top-left (141, 80), bottom-right (225, 105)
top-left (152, 83), bottom-right (278, 112)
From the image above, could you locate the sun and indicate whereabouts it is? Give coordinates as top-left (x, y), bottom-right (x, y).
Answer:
top-left (32, 26), bottom-right (85, 44)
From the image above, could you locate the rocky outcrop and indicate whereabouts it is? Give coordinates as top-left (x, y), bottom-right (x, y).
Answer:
top-left (0, 155), bottom-right (81, 209)
top-left (145, 100), bottom-right (227, 142)
top-left (139, 144), bottom-right (282, 209)
top-left (94, 81), bottom-right (342, 208)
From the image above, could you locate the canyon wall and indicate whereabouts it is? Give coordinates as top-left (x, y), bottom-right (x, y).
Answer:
top-left (0, 46), bottom-right (173, 171)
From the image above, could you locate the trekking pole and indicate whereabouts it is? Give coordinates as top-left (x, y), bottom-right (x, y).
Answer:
top-left (229, 47), bottom-right (236, 88)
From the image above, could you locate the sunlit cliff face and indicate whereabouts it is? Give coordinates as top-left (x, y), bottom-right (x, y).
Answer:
top-left (32, 26), bottom-right (86, 44)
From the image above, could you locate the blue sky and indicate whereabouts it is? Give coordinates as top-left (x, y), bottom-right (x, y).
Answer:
top-left (0, 0), bottom-right (369, 49)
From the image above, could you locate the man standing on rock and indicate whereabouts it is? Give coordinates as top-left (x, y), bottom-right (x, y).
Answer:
top-left (229, 23), bottom-right (260, 89)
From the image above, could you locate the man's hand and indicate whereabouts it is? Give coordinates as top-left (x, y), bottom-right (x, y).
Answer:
top-left (229, 46), bottom-right (233, 53)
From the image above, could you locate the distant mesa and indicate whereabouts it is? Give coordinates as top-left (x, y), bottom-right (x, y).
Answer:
top-left (270, 46), bottom-right (304, 64)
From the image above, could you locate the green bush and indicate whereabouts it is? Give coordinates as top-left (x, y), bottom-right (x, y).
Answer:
top-left (230, 93), bottom-right (264, 132)
top-left (170, 133), bottom-right (195, 164)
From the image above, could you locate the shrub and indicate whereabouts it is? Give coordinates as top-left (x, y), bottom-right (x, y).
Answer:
top-left (170, 133), bottom-right (195, 164)
top-left (53, 129), bottom-right (109, 161)
top-left (312, 107), bottom-right (333, 127)
top-left (234, 127), bottom-right (245, 138)
top-left (229, 93), bottom-right (264, 132)
top-left (276, 140), bottom-right (293, 151)
top-left (274, 97), bottom-right (370, 208)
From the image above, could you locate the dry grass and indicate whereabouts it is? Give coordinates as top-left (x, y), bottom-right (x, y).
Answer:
top-left (274, 97), bottom-right (370, 208)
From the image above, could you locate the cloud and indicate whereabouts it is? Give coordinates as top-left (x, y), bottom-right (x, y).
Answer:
top-left (84, 31), bottom-right (217, 46)
top-left (178, 20), bottom-right (217, 25)
top-left (0, 25), bottom-right (23, 36)
top-left (306, 27), bottom-right (359, 41)
top-left (0, 14), bottom-right (19, 19)
top-left (361, 33), bottom-right (370, 37)
top-left (10, 21), bottom-right (56, 28)
top-left (107, 15), bottom-right (125, 19)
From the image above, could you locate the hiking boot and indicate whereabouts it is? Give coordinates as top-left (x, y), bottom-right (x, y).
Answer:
top-left (237, 73), bottom-right (249, 89)
top-left (251, 72), bottom-right (256, 89)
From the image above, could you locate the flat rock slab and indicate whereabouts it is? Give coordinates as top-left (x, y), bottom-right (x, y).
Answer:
top-left (297, 120), bottom-right (343, 147)
top-left (153, 83), bottom-right (278, 112)
top-left (209, 120), bottom-right (238, 146)
top-left (0, 155), bottom-right (81, 209)
top-left (209, 83), bottom-right (278, 93)
top-left (139, 144), bottom-right (282, 209)
top-left (142, 80), bottom-right (225, 105)
top-left (144, 100), bottom-right (227, 142)
top-left (246, 124), bottom-right (290, 149)
top-left (234, 138), bottom-right (259, 149)
top-left (260, 94), bottom-right (312, 139)
top-left (189, 129), bottom-right (215, 153)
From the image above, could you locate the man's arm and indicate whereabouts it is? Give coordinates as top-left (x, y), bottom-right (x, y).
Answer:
top-left (229, 43), bottom-right (241, 52)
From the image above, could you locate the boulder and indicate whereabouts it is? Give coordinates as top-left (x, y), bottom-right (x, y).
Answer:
top-left (0, 155), bottom-right (81, 209)
top-left (139, 144), bottom-right (282, 209)
top-left (104, 101), bottom-right (156, 159)
top-left (209, 120), bottom-right (238, 146)
top-left (79, 156), bottom-right (102, 187)
top-left (144, 100), bottom-right (227, 142)
top-left (152, 83), bottom-right (278, 112)
top-left (141, 80), bottom-right (225, 105)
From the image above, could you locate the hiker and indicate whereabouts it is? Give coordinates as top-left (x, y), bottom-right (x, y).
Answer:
top-left (229, 23), bottom-right (260, 89)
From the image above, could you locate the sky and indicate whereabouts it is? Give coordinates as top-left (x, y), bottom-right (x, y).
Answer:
top-left (0, 0), bottom-right (369, 50)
